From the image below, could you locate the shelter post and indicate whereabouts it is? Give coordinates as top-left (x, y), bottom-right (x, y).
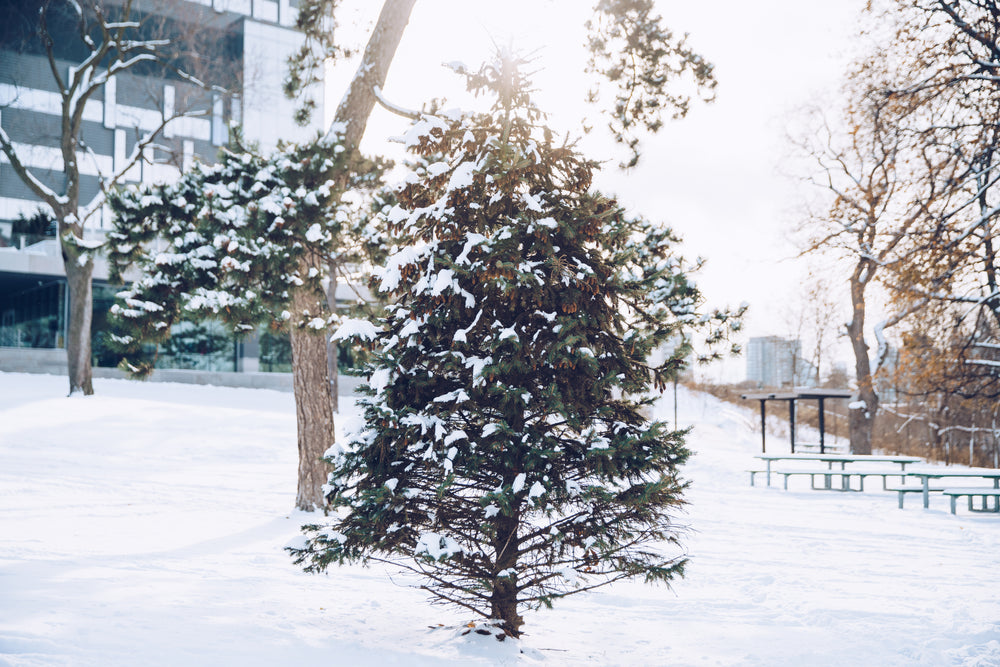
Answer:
top-left (759, 400), bottom-right (766, 453)
top-left (818, 397), bottom-right (826, 454)
top-left (789, 399), bottom-right (796, 454)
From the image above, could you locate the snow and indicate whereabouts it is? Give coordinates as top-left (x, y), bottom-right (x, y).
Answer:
top-left (415, 532), bottom-right (464, 560)
top-left (447, 161), bottom-right (477, 190)
top-left (1, 372), bottom-right (999, 665)
top-left (427, 161), bottom-right (451, 177)
top-left (330, 318), bottom-right (379, 341)
top-left (455, 233), bottom-right (487, 265)
top-left (512, 472), bottom-right (527, 494)
top-left (304, 223), bottom-right (324, 243)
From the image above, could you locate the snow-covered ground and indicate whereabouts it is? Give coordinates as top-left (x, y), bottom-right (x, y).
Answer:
top-left (1, 372), bottom-right (998, 666)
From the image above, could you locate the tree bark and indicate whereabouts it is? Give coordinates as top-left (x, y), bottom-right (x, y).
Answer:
top-left (325, 260), bottom-right (339, 414)
top-left (846, 264), bottom-right (877, 455)
top-left (490, 512), bottom-right (523, 638)
top-left (63, 251), bottom-right (95, 396)
top-left (329, 0), bottom-right (418, 150)
top-left (290, 287), bottom-right (335, 511)
top-left (282, 0), bottom-right (416, 511)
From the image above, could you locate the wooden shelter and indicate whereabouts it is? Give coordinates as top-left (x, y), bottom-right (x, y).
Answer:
top-left (740, 389), bottom-right (854, 454)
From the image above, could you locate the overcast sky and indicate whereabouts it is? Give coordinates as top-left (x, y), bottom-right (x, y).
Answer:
top-left (329, 0), bottom-right (870, 380)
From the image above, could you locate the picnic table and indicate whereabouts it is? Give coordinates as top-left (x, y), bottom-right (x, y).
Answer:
top-left (752, 453), bottom-right (923, 490)
top-left (903, 469), bottom-right (1000, 509)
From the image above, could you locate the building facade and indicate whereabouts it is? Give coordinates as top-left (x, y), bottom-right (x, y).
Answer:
top-left (0, 0), bottom-right (327, 375)
top-left (746, 335), bottom-right (815, 388)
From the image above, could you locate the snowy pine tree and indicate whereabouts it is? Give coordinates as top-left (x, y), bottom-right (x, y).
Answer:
top-left (106, 128), bottom-right (386, 509)
top-left (289, 56), bottom-right (741, 638)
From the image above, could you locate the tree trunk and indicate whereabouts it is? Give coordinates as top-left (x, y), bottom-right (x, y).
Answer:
top-left (330, 0), bottom-right (418, 149)
top-left (848, 396), bottom-right (876, 455)
top-left (290, 287), bottom-right (335, 511)
top-left (325, 260), bottom-right (339, 414)
top-left (279, 0), bottom-right (416, 511)
top-left (490, 512), bottom-right (523, 638)
top-left (63, 254), bottom-right (95, 396)
top-left (846, 265), bottom-right (877, 455)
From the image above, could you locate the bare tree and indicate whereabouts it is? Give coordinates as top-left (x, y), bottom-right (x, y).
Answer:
top-left (789, 275), bottom-right (842, 386)
top-left (858, 2), bottom-right (1000, 387)
top-left (0, 0), bottom-right (234, 395)
top-left (793, 43), bottom-right (957, 453)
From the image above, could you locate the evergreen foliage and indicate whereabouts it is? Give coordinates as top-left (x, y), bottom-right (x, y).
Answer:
top-left (10, 210), bottom-right (57, 245)
top-left (289, 56), bottom-right (741, 639)
top-left (105, 129), bottom-right (386, 375)
top-left (157, 321), bottom-right (234, 370)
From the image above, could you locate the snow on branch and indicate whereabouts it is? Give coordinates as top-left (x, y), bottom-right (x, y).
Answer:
top-left (69, 233), bottom-right (105, 250)
top-left (0, 126), bottom-right (68, 207)
top-left (966, 358), bottom-right (1000, 368)
top-left (174, 69), bottom-right (229, 95)
top-left (372, 85), bottom-right (420, 120)
top-left (83, 106), bottom-right (209, 223)
top-left (108, 53), bottom-right (158, 76)
top-left (121, 39), bottom-right (171, 50)
top-left (330, 318), bottom-right (380, 342)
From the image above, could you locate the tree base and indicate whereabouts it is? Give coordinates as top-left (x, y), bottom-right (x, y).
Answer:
top-left (461, 619), bottom-right (512, 641)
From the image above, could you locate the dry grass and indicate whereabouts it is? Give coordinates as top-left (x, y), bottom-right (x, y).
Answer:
top-left (685, 380), bottom-right (1000, 468)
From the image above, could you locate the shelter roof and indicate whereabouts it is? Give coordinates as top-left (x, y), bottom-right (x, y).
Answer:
top-left (740, 388), bottom-right (853, 401)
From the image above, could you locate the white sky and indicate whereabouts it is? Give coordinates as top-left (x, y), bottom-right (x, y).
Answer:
top-left (327, 0), bottom-right (870, 381)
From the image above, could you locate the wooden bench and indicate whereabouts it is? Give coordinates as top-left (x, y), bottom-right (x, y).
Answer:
top-left (942, 488), bottom-right (1000, 514)
top-left (904, 470), bottom-right (1000, 509)
top-left (749, 469), bottom-right (903, 492)
top-left (753, 454), bottom-right (921, 490)
top-left (749, 469), bottom-right (812, 489)
top-left (832, 470), bottom-right (909, 492)
top-left (748, 470), bottom-right (822, 489)
top-left (889, 486), bottom-right (946, 509)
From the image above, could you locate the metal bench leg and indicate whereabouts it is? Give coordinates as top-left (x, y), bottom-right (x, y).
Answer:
top-left (898, 491), bottom-right (905, 510)
top-left (951, 495), bottom-right (958, 514)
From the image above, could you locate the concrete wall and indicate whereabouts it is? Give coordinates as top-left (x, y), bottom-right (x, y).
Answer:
top-left (0, 347), bottom-right (66, 374)
top-left (0, 347), bottom-right (365, 396)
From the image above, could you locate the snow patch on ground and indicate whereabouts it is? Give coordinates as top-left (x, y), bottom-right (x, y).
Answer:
top-left (0, 372), bottom-right (998, 665)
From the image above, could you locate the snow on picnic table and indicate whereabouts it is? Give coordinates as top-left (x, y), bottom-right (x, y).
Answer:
top-left (0, 371), bottom-right (998, 666)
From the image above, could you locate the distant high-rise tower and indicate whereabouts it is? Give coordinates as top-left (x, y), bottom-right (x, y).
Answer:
top-left (747, 336), bottom-right (812, 388)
